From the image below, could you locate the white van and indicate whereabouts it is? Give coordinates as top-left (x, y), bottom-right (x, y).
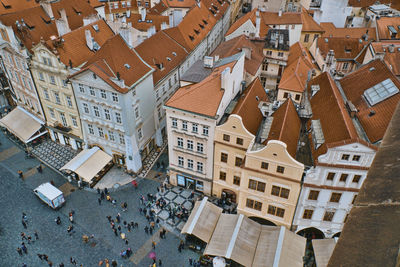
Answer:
top-left (34, 182), bottom-right (65, 209)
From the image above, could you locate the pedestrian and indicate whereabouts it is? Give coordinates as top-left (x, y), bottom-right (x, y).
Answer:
top-left (43, 254), bottom-right (49, 261)
top-left (47, 260), bottom-right (53, 267)
top-left (34, 231), bottom-right (39, 240)
top-left (37, 164), bottom-right (42, 173)
top-left (17, 247), bottom-right (23, 256)
top-left (113, 228), bottom-right (118, 236)
top-left (149, 227), bottom-right (153, 235)
top-left (101, 191), bottom-right (105, 200)
top-left (22, 263), bottom-right (27, 267)
top-left (37, 253), bottom-right (44, 260)
top-left (70, 257), bottom-right (77, 265)
top-left (112, 199), bottom-right (117, 207)
top-left (125, 239), bottom-right (129, 245)
top-left (159, 231), bottom-right (163, 239)
top-left (22, 212), bottom-right (27, 221)
top-left (21, 232), bottom-right (26, 240)
top-left (158, 259), bottom-right (162, 266)
top-left (189, 258), bottom-right (193, 265)
top-left (59, 263), bottom-right (64, 267)
top-left (21, 242), bottom-right (27, 254)
top-left (22, 220), bottom-right (27, 229)
top-left (144, 226), bottom-right (149, 234)
top-left (18, 170), bottom-right (23, 178)
top-left (107, 215), bottom-right (112, 222)
top-left (152, 241), bottom-right (156, 249)
top-left (56, 216), bottom-right (61, 225)
top-left (135, 222), bottom-right (138, 228)
top-left (67, 225), bottom-right (74, 236)
top-left (117, 225), bottom-right (121, 231)
top-left (116, 213), bottom-right (121, 223)
top-left (27, 235), bottom-right (32, 244)
top-left (111, 260), bottom-right (117, 267)
top-left (98, 198), bottom-right (102, 205)
top-left (104, 188), bottom-right (108, 195)
top-left (127, 224), bottom-right (131, 232)
top-left (97, 188), bottom-right (101, 194)
top-left (69, 214), bottom-right (74, 223)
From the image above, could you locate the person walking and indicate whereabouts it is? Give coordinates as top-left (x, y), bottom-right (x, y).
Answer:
top-left (37, 254), bottom-right (44, 260)
top-left (59, 263), bottom-right (64, 267)
top-left (152, 241), bottom-right (156, 249)
top-left (21, 243), bottom-right (27, 254)
top-left (144, 226), bottom-right (149, 234)
top-left (116, 213), bottom-right (121, 223)
top-left (158, 259), bottom-right (162, 266)
top-left (37, 164), bottom-right (42, 173)
top-left (18, 170), bottom-right (23, 178)
top-left (55, 216), bottom-right (61, 225)
top-left (17, 247), bottom-right (23, 256)
top-left (111, 260), bottom-right (117, 267)
top-left (98, 198), bottom-right (102, 205)
top-left (34, 231), bottom-right (39, 240)
top-left (22, 220), bottom-right (27, 229)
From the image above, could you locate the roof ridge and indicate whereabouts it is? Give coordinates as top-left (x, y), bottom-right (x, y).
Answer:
top-left (278, 99), bottom-right (291, 141)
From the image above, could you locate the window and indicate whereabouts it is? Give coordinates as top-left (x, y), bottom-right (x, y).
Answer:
top-left (174, 73), bottom-right (177, 83)
top-left (115, 112), bottom-right (122, 124)
top-left (304, 33), bottom-right (310, 42)
top-left (323, 211), bottom-right (335, 222)
top-left (83, 103), bottom-right (89, 114)
top-left (220, 152), bottom-right (228, 163)
top-left (341, 154), bottom-right (350, 160)
top-left (50, 75), bottom-right (56, 85)
top-left (203, 126), bottom-right (209, 136)
top-left (303, 209), bottom-right (314, 219)
top-left (330, 193), bottom-right (342, 203)
top-left (197, 162), bottom-right (203, 173)
top-left (295, 94), bottom-right (301, 101)
top-left (352, 155), bottom-right (361, 161)
top-left (271, 185), bottom-right (290, 199)
top-left (98, 127), bottom-right (104, 137)
top-left (233, 176), bottom-right (240, 185)
top-left (62, 79), bottom-right (68, 87)
top-left (339, 173), bottom-right (348, 182)
top-left (43, 89), bottom-right (50, 100)
top-left (172, 118), bottom-right (177, 128)
top-left (89, 87), bottom-right (96, 96)
top-left (187, 159), bottom-right (193, 169)
top-left (278, 52), bottom-right (284, 57)
top-left (137, 128), bottom-right (143, 140)
top-left (108, 131), bottom-right (115, 141)
top-left (342, 62), bottom-right (349, 70)
top-left (352, 175), bottom-right (361, 183)
top-left (192, 123), bottom-right (198, 133)
top-left (246, 199), bottom-right (262, 211)
top-left (104, 109), bottom-right (111, 120)
top-left (197, 143), bottom-right (203, 153)
top-left (119, 133), bottom-right (125, 145)
top-left (276, 166), bottom-right (285, 174)
top-left (326, 172), bottom-right (335, 181)
top-left (100, 89), bottom-right (107, 99)
top-left (49, 108), bottom-right (55, 119)
top-left (178, 156), bottom-right (184, 167)
top-left (66, 96), bottom-right (73, 108)
top-left (266, 50), bottom-right (272, 56)
top-left (223, 134), bottom-right (230, 142)
top-left (79, 84), bottom-right (85, 93)
top-left (39, 72), bottom-right (44, 81)
top-left (54, 92), bottom-right (61, 104)
top-left (313, 34), bottom-right (318, 40)
top-left (93, 106), bottom-right (100, 117)
top-left (112, 92), bottom-right (119, 102)
top-left (177, 137), bottom-right (183, 148)
top-left (308, 190), bottom-right (319, 200)
top-left (219, 171), bottom-right (226, 180)
top-left (71, 116), bottom-right (77, 127)
top-left (268, 205), bottom-right (285, 217)
top-left (134, 107), bottom-right (140, 119)
top-left (182, 121), bottom-right (188, 131)
top-left (187, 140), bottom-right (193, 150)
top-left (283, 92), bottom-right (289, 99)
top-left (248, 179), bottom-right (266, 192)
top-left (156, 89), bottom-right (160, 100)
top-left (262, 62), bottom-right (268, 71)
top-left (235, 157), bottom-right (243, 167)
top-left (261, 162), bottom-right (268, 170)
top-left (88, 124), bottom-right (94, 134)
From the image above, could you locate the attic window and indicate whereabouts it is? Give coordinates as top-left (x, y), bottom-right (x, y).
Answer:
top-left (311, 119), bottom-right (325, 150)
top-left (202, 19), bottom-right (208, 25)
top-left (210, 9), bottom-right (216, 15)
top-left (217, 0), bottom-right (223, 4)
top-left (188, 35), bottom-right (194, 41)
top-left (124, 63), bottom-right (131, 69)
top-left (172, 52), bottom-right (177, 56)
top-left (166, 57), bottom-right (171, 61)
top-left (345, 48), bottom-right (351, 53)
top-left (199, 23), bottom-right (204, 29)
top-left (138, 19), bottom-right (142, 22)
top-left (388, 25), bottom-right (397, 34)
top-left (93, 24), bottom-right (99, 32)
top-left (212, 5), bottom-right (218, 10)
top-left (73, 7), bottom-right (82, 15)
top-left (41, 16), bottom-right (52, 24)
top-left (363, 78), bottom-right (399, 106)
top-left (194, 29), bottom-right (200, 35)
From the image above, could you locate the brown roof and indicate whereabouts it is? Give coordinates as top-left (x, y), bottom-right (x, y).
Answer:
top-left (225, 9), bottom-right (269, 38)
top-left (308, 72), bottom-right (359, 161)
top-left (260, 11), bottom-right (302, 25)
top-left (71, 35), bottom-right (153, 93)
top-left (316, 37), bottom-right (369, 60)
top-left (265, 98), bottom-right (301, 158)
top-left (376, 17), bottom-right (400, 40)
top-left (148, 0), bottom-right (168, 15)
top-left (279, 42), bottom-right (316, 93)
top-left (163, 3), bottom-right (217, 51)
top-left (348, 0), bottom-right (400, 9)
top-left (50, 0), bottom-right (97, 30)
top-left (163, 0), bottom-right (196, 8)
top-left (136, 30), bottom-right (188, 84)
top-left (202, 0), bottom-right (230, 21)
top-left (87, 0), bottom-right (105, 8)
top-left (371, 41), bottom-right (400, 76)
top-left (339, 59), bottom-right (400, 143)
top-left (46, 20), bottom-right (114, 68)
top-left (327, 102), bottom-right (400, 267)
top-left (320, 22), bottom-right (376, 40)
top-left (0, 0), bottom-right (39, 15)
top-left (127, 13), bottom-right (169, 31)
top-left (165, 61), bottom-right (237, 117)
top-left (211, 35), bottom-right (264, 76)
top-left (301, 8), bottom-right (324, 32)
top-left (232, 77), bottom-right (268, 135)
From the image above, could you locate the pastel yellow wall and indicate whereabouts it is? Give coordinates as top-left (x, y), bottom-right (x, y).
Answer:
top-left (300, 32), bottom-right (323, 49)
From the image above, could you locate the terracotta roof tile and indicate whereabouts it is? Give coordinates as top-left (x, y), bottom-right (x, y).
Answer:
top-left (265, 98), bottom-right (301, 158)
top-left (202, 0), bottom-right (230, 21)
top-left (87, 0), bottom-right (105, 8)
top-left (72, 35), bottom-right (153, 93)
top-left (232, 77), bottom-right (268, 135)
top-left (260, 11), bottom-right (302, 25)
top-left (348, 0), bottom-right (400, 9)
top-left (371, 41), bottom-right (400, 76)
top-left (46, 20), bottom-right (115, 68)
top-left (376, 17), bottom-right (400, 40)
top-left (211, 35), bottom-right (264, 76)
top-left (165, 61), bottom-right (237, 117)
top-left (50, 0), bottom-right (97, 30)
top-left (321, 22), bottom-right (376, 40)
top-left (301, 8), bottom-right (324, 32)
top-left (163, 0), bottom-right (196, 8)
top-left (148, 0), bottom-right (168, 15)
top-left (339, 59), bottom-right (400, 143)
top-left (136, 30), bottom-right (188, 84)
top-left (316, 37), bottom-right (369, 60)
top-left (0, 0), bottom-right (39, 15)
top-left (225, 9), bottom-right (269, 38)
top-left (308, 72), bottom-right (359, 161)
top-left (127, 13), bottom-right (169, 31)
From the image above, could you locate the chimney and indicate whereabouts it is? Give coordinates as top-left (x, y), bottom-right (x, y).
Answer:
top-left (221, 67), bottom-right (231, 90)
top-left (147, 26), bottom-right (156, 37)
top-left (255, 11), bottom-right (261, 38)
top-left (196, 0), bottom-right (201, 8)
top-left (169, 12), bottom-right (174, 27)
top-left (40, 0), bottom-right (54, 20)
top-left (55, 9), bottom-right (71, 36)
top-left (242, 47), bottom-right (252, 60)
top-left (85, 29), bottom-right (93, 50)
top-left (140, 7), bottom-right (146, 21)
top-left (203, 56), bottom-right (214, 68)
top-left (121, 28), bottom-right (133, 47)
top-left (278, 9), bottom-right (282, 17)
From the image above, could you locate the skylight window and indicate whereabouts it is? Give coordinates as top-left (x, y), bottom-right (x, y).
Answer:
top-left (124, 64), bottom-right (131, 69)
top-left (93, 24), bottom-right (99, 32)
top-left (388, 25), bottom-right (397, 34)
top-left (166, 57), bottom-right (171, 61)
top-left (364, 78), bottom-right (399, 106)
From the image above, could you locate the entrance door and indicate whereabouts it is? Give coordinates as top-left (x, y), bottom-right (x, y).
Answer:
top-left (76, 141), bottom-right (83, 150)
top-left (54, 132), bottom-right (59, 142)
top-left (64, 136), bottom-right (70, 145)
top-left (186, 178), bottom-right (195, 190)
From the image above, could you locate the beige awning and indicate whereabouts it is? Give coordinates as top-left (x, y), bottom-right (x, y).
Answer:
top-left (278, 227), bottom-right (307, 267)
top-left (252, 226), bottom-right (281, 267)
top-left (0, 106), bottom-right (44, 143)
top-left (60, 147), bottom-right (112, 183)
top-left (181, 197), bottom-right (222, 243)
top-left (312, 239), bottom-right (337, 267)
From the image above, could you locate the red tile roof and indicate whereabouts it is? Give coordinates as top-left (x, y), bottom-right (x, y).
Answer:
top-left (339, 59), bottom-right (400, 143)
top-left (321, 22), bottom-right (376, 40)
top-left (163, 0), bottom-right (196, 8)
top-left (371, 41), bottom-right (400, 76)
top-left (225, 9), bottom-right (269, 38)
top-left (165, 61), bottom-right (237, 117)
top-left (260, 11), bottom-right (302, 25)
top-left (316, 37), bottom-right (370, 60)
top-left (0, 0), bottom-right (39, 15)
top-left (308, 72), bottom-right (359, 161)
top-left (376, 17), bottom-right (400, 40)
top-left (301, 8), bottom-right (324, 32)
top-left (265, 98), bottom-right (301, 158)
top-left (127, 13), bottom-right (169, 31)
top-left (50, 0), bottom-right (97, 30)
top-left (211, 35), bottom-right (264, 76)
top-left (71, 35), bottom-right (153, 93)
top-left (148, 0), bottom-right (168, 15)
top-left (348, 0), bottom-right (400, 9)
top-left (232, 77), bottom-right (268, 135)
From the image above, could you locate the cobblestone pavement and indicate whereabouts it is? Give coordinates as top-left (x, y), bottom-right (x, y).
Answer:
top-left (0, 132), bottom-right (200, 267)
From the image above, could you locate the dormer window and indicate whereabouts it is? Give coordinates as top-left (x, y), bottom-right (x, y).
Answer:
top-left (388, 25), bottom-right (397, 39)
top-left (202, 19), bottom-right (208, 25)
top-left (199, 24), bottom-right (204, 29)
top-left (188, 35), bottom-right (194, 41)
top-left (194, 29), bottom-right (200, 35)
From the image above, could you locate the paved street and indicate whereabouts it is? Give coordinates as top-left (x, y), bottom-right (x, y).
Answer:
top-left (0, 131), bottom-right (199, 267)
